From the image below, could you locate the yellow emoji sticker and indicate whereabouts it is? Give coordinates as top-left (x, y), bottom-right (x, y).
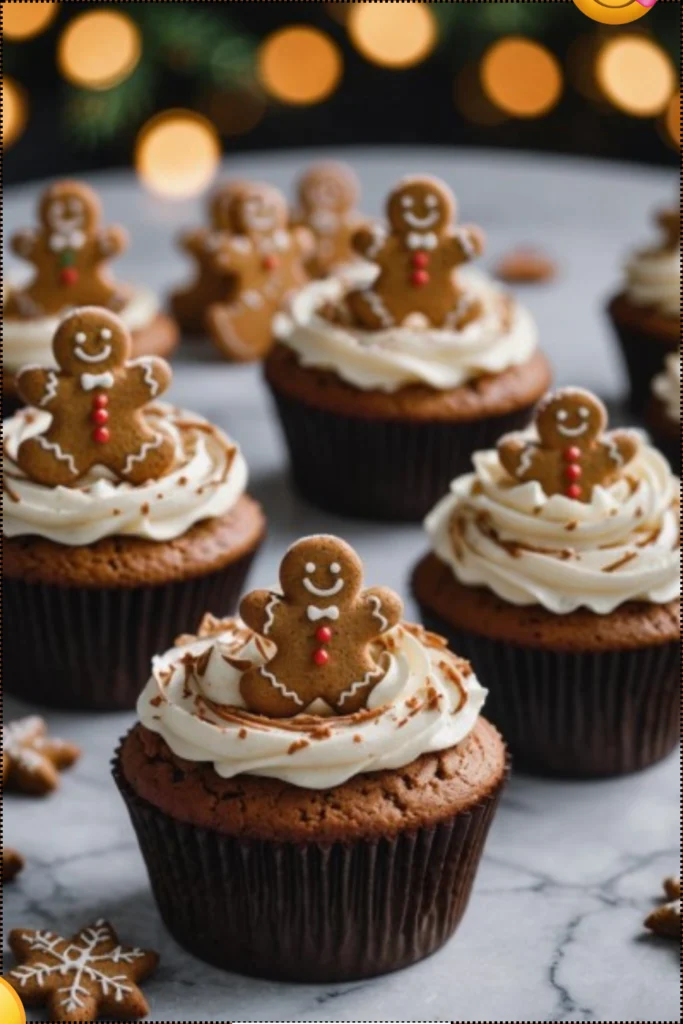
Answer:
top-left (572, 0), bottom-right (658, 24)
top-left (0, 978), bottom-right (26, 1024)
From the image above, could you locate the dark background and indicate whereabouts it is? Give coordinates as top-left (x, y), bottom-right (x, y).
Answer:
top-left (3, 0), bottom-right (681, 188)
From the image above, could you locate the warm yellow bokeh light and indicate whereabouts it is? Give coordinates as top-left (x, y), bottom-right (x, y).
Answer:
top-left (349, 2), bottom-right (437, 69)
top-left (2, 1), bottom-right (59, 41)
top-left (136, 111), bottom-right (221, 199)
top-left (597, 37), bottom-right (675, 117)
top-left (58, 10), bottom-right (141, 90)
top-left (205, 89), bottom-right (266, 138)
top-left (2, 76), bottom-right (28, 148)
top-left (259, 27), bottom-right (342, 105)
top-left (482, 38), bottom-right (563, 118)
top-left (455, 65), bottom-right (507, 128)
top-left (666, 91), bottom-right (681, 148)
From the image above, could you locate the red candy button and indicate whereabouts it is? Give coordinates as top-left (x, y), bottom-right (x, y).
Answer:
top-left (93, 427), bottom-right (110, 445)
top-left (411, 269), bottom-right (430, 288)
top-left (93, 394), bottom-right (109, 409)
top-left (60, 268), bottom-right (79, 286)
top-left (313, 649), bottom-right (329, 667)
top-left (262, 255), bottom-right (279, 271)
top-left (92, 408), bottom-right (109, 426)
top-left (566, 484), bottom-right (582, 500)
top-left (565, 464), bottom-right (582, 482)
top-left (316, 626), bottom-right (333, 644)
top-left (412, 252), bottom-right (430, 269)
top-left (564, 447), bottom-right (581, 463)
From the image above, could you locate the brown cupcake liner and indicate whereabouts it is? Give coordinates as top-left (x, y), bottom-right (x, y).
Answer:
top-left (268, 385), bottom-right (537, 521)
top-left (113, 743), bottom-right (507, 983)
top-left (608, 306), bottom-right (678, 416)
top-left (416, 604), bottom-right (680, 779)
top-left (3, 551), bottom-right (259, 711)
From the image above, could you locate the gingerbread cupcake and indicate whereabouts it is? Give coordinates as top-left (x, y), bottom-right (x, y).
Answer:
top-left (3, 180), bottom-right (178, 417)
top-left (608, 205), bottom-right (680, 414)
top-left (414, 388), bottom-right (680, 778)
top-left (267, 174), bottom-right (551, 521)
top-left (114, 534), bottom-right (507, 982)
top-left (3, 307), bottom-right (265, 710)
top-left (648, 350), bottom-right (681, 476)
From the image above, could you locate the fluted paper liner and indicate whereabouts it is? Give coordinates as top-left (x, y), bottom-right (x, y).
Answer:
top-left (267, 385), bottom-right (537, 522)
top-left (113, 745), bottom-right (507, 983)
top-left (3, 552), bottom-right (258, 711)
top-left (417, 605), bottom-right (680, 779)
top-left (608, 298), bottom-right (679, 416)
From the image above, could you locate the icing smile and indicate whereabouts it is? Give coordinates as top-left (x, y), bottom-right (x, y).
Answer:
top-left (74, 343), bottom-right (112, 364)
top-left (403, 210), bottom-right (440, 230)
top-left (246, 211), bottom-right (275, 232)
top-left (303, 576), bottom-right (345, 598)
top-left (556, 422), bottom-right (590, 438)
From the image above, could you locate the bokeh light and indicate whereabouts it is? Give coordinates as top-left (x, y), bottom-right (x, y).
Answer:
top-left (259, 27), bottom-right (342, 106)
top-left (482, 38), bottom-right (563, 118)
top-left (204, 88), bottom-right (267, 138)
top-left (135, 111), bottom-right (221, 199)
top-left (2, 76), bottom-right (28, 148)
top-left (597, 37), bottom-right (675, 117)
top-left (665, 91), bottom-right (681, 148)
top-left (455, 65), bottom-right (507, 128)
top-left (348, 2), bottom-right (437, 70)
top-left (58, 10), bottom-right (141, 90)
top-left (2, 1), bottom-right (59, 41)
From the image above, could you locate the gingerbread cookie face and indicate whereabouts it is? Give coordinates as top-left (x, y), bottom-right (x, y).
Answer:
top-left (6, 180), bottom-right (128, 318)
top-left (498, 387), bottom-right (639, 501)
top-left (230, 182), bottom-right (288, 238)
top-left (387, 177), bottom-right (454, 237)
top-left (15, 307), bottom-right (175, 487)
top-left (239, 535), bottom-right (403, 717)
top-left (209, 179), bottom-right (252, 232)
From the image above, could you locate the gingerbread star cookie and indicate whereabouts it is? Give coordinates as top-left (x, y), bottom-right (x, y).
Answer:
top-left (498, 388), bottom-right (639, 501)
top-left (15, 307), bottom-right (175, 487)
top-left (240, 535), bottom-right (403, 717)
top-left (346, 175), bottom-right (485, 329)
top-left (206, 182), bottom-right (314, 362)
top-left (4, 180), bottom-right (128, 319)
top-left (170, 178), bottom-right (251, 334)
top-left (644, 877), bottom-right (680, 940)
top-left (2, 716), bottom-right (81, 796)
top-left (2, 848), bottom-right (25, 883)
top-left (294, 161), bottom-right (365, 278)
top-left (5, 919), bottom-right (159, 1022)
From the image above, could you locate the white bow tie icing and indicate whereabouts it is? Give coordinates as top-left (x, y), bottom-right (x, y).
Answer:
top-left (307, 604), bottom-right (341, 622)
top-left (406, 231), bottom-right (438, 251)
top-left (49, 230), bottom-right (86, 252)
top-left (81, 372), bottom-right (115, 391)
top-left (310, 210), bottom-right (340, 234)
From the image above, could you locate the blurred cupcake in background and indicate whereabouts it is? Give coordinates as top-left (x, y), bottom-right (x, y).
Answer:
top-left (608, 205), bottom-right (680, 414)
top-left (2, 180), bottom-right (178, 418)
top-left (414, 387), bottom-right (680, 778)
top-left (648, 350), bottom-right (681, 476)
top-left (268, 174), bottom-right (551, 521)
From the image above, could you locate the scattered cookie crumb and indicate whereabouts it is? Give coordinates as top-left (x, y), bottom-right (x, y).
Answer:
top-left (645, 876), bottom-right (681, 940)
top-left (2, 847), bottom-right (25, 883)
top-left (495, 247), bottom-right (557, 284)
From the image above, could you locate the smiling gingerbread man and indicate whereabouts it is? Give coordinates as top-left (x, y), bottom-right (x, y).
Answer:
top-left (498, 388), bottom-right (639, 501)
top-left (16, 307), bottom-right (174, 487)
top-left (346, 175), bottom-right (485, 329)
top-left (239, 535), bottom-right (403, 717)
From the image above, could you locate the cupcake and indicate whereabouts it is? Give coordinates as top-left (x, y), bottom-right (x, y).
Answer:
top-left (3, 180), bottom-right (178, 418)
top-left (608, 205), bottom-right (680, 414)
top-left (266, 174), bottom-right (552, 521)
top-left (414, 387), bottom-right (680, 778)
top-left (3, 307), bottom-right (265, 711)
top-left (293, 161), bottom-right (367, 279)
top-left (648, 350), bottom-right (681, 476)
top-left (114, 534), bottom-right (507, 982)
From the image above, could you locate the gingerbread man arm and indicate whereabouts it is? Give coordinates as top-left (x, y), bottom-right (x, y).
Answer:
top-left (15, 366), bottom-right (64, 410)
top-left (97, 224), bottom-right (128, 260)
top-left (240, 590), bottom-right (279, 636)
top-left (498, 434), bottom-right (535, 481)
top-left (11, 229), bottom-right (39, 262)
top-left (179, 228), bottom-right (214, 258)
top-left (213, 237), bottom-right (254, 276)
top-left (444, 225), bottom-right (486, 268)
top-left (352, 225), bottom-right (388, 262)
top-left (292, 225), bottom-right (315, 260)
top-left (125, 357), bottom-right (172, 405)
top-left (361, 587), bottom-right (403, 638)
top-left (602, 430), bottom-right (639, 472)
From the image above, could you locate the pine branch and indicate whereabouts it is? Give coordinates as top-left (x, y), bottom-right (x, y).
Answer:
top-left (65, 63), bottom-right (156, 147)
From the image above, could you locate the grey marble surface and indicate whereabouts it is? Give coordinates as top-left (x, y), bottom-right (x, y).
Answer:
top-left (3, 148), bottom-right (680, 1022)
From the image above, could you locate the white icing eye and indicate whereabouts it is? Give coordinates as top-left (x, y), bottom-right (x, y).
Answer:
top-left (305, 562), bottom-right (316, 574)
top-left (556, 409), bottom-right (569, 422)
top-left (100, 328), bottom-right (113, 341)
top-left (401, 195), bottom-right (414, 209)
top-left (426, 194), bottom-right (439, 208)
top-left (330, 562), bottom-right (341, 575)
top-left (68, 199), bottom-right (83, 214)
top-left (75, 332), bottom-right (87, 344)
top-left (579, 407), bottom-right (590, 420)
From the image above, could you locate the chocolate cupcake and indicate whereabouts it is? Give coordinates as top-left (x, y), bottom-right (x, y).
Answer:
top-left (3, 307), bottom-right (265, 711)
top-left (608, 205), bottom-right (680, 415)
top-left (648, 351), bottom-right (681, 476)
top-left (267, 174), bottom-right (551, 521)
top-left (3, 180), bottom-right (178, 417)
top-left (414, 387), bottom-right (680, 778)
top-left (114, 534), bottom-right (507, 982)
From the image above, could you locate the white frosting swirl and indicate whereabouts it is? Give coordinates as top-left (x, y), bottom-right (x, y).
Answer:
top-left (3, 287), bottom-right (160, 373)
top-left (275, 265), bottom-right (538, 392)
top-left (137, 619), bottom-right (487, 790)
top-left (3, 403), bottom-right (247, 545)
top-left (625, 246), bottom-right (681, 319)
top-left (653, 352), bottom-right (681, 424)
top-left (426, 442), bottom-right (680, 615)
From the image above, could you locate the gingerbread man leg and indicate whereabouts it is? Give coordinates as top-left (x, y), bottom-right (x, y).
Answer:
top-left (16, 436), bottom-right (82, 487)
top-left (206, 300), bottom-right (275, 362)
top-left (240, 666), bottom-right (304, 718)
top-left (333, 672), bottom-right (382, 715)
top-left (113, 432), bottom-right (176, 486)
top-left (346, 288), bottom-right (395, 330)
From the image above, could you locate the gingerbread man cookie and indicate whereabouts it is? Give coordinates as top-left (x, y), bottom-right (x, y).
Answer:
top-left (16, 308), bottom-right (175, 487)
top-left (239, 535), bottom-right (403, 717)
top-left (657, 206), bottom-right (680, 252)
top-left (294, 161), bottom-right (365, 278)
top-left (170, 179), bottom-right (251, 334)
top-left (4, 181), bottom-right (128, 319)
top-left (206, 182), bottom-right (314, 361)
top-left (346, 175), bottom-right (485, 329)
top-left (2, 716), bottom-right (81, 796)
top-left (498, 388), bottom-right (639, 501)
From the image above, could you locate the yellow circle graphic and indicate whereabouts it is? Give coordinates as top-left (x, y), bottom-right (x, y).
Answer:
top-left (0, 978), bottom-right (26, 1024)
top-left (572, 0), bottom-right (655, 26)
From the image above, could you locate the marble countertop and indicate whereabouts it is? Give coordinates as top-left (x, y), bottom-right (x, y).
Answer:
top-left (3, 147), bottom-right (680, 1022)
